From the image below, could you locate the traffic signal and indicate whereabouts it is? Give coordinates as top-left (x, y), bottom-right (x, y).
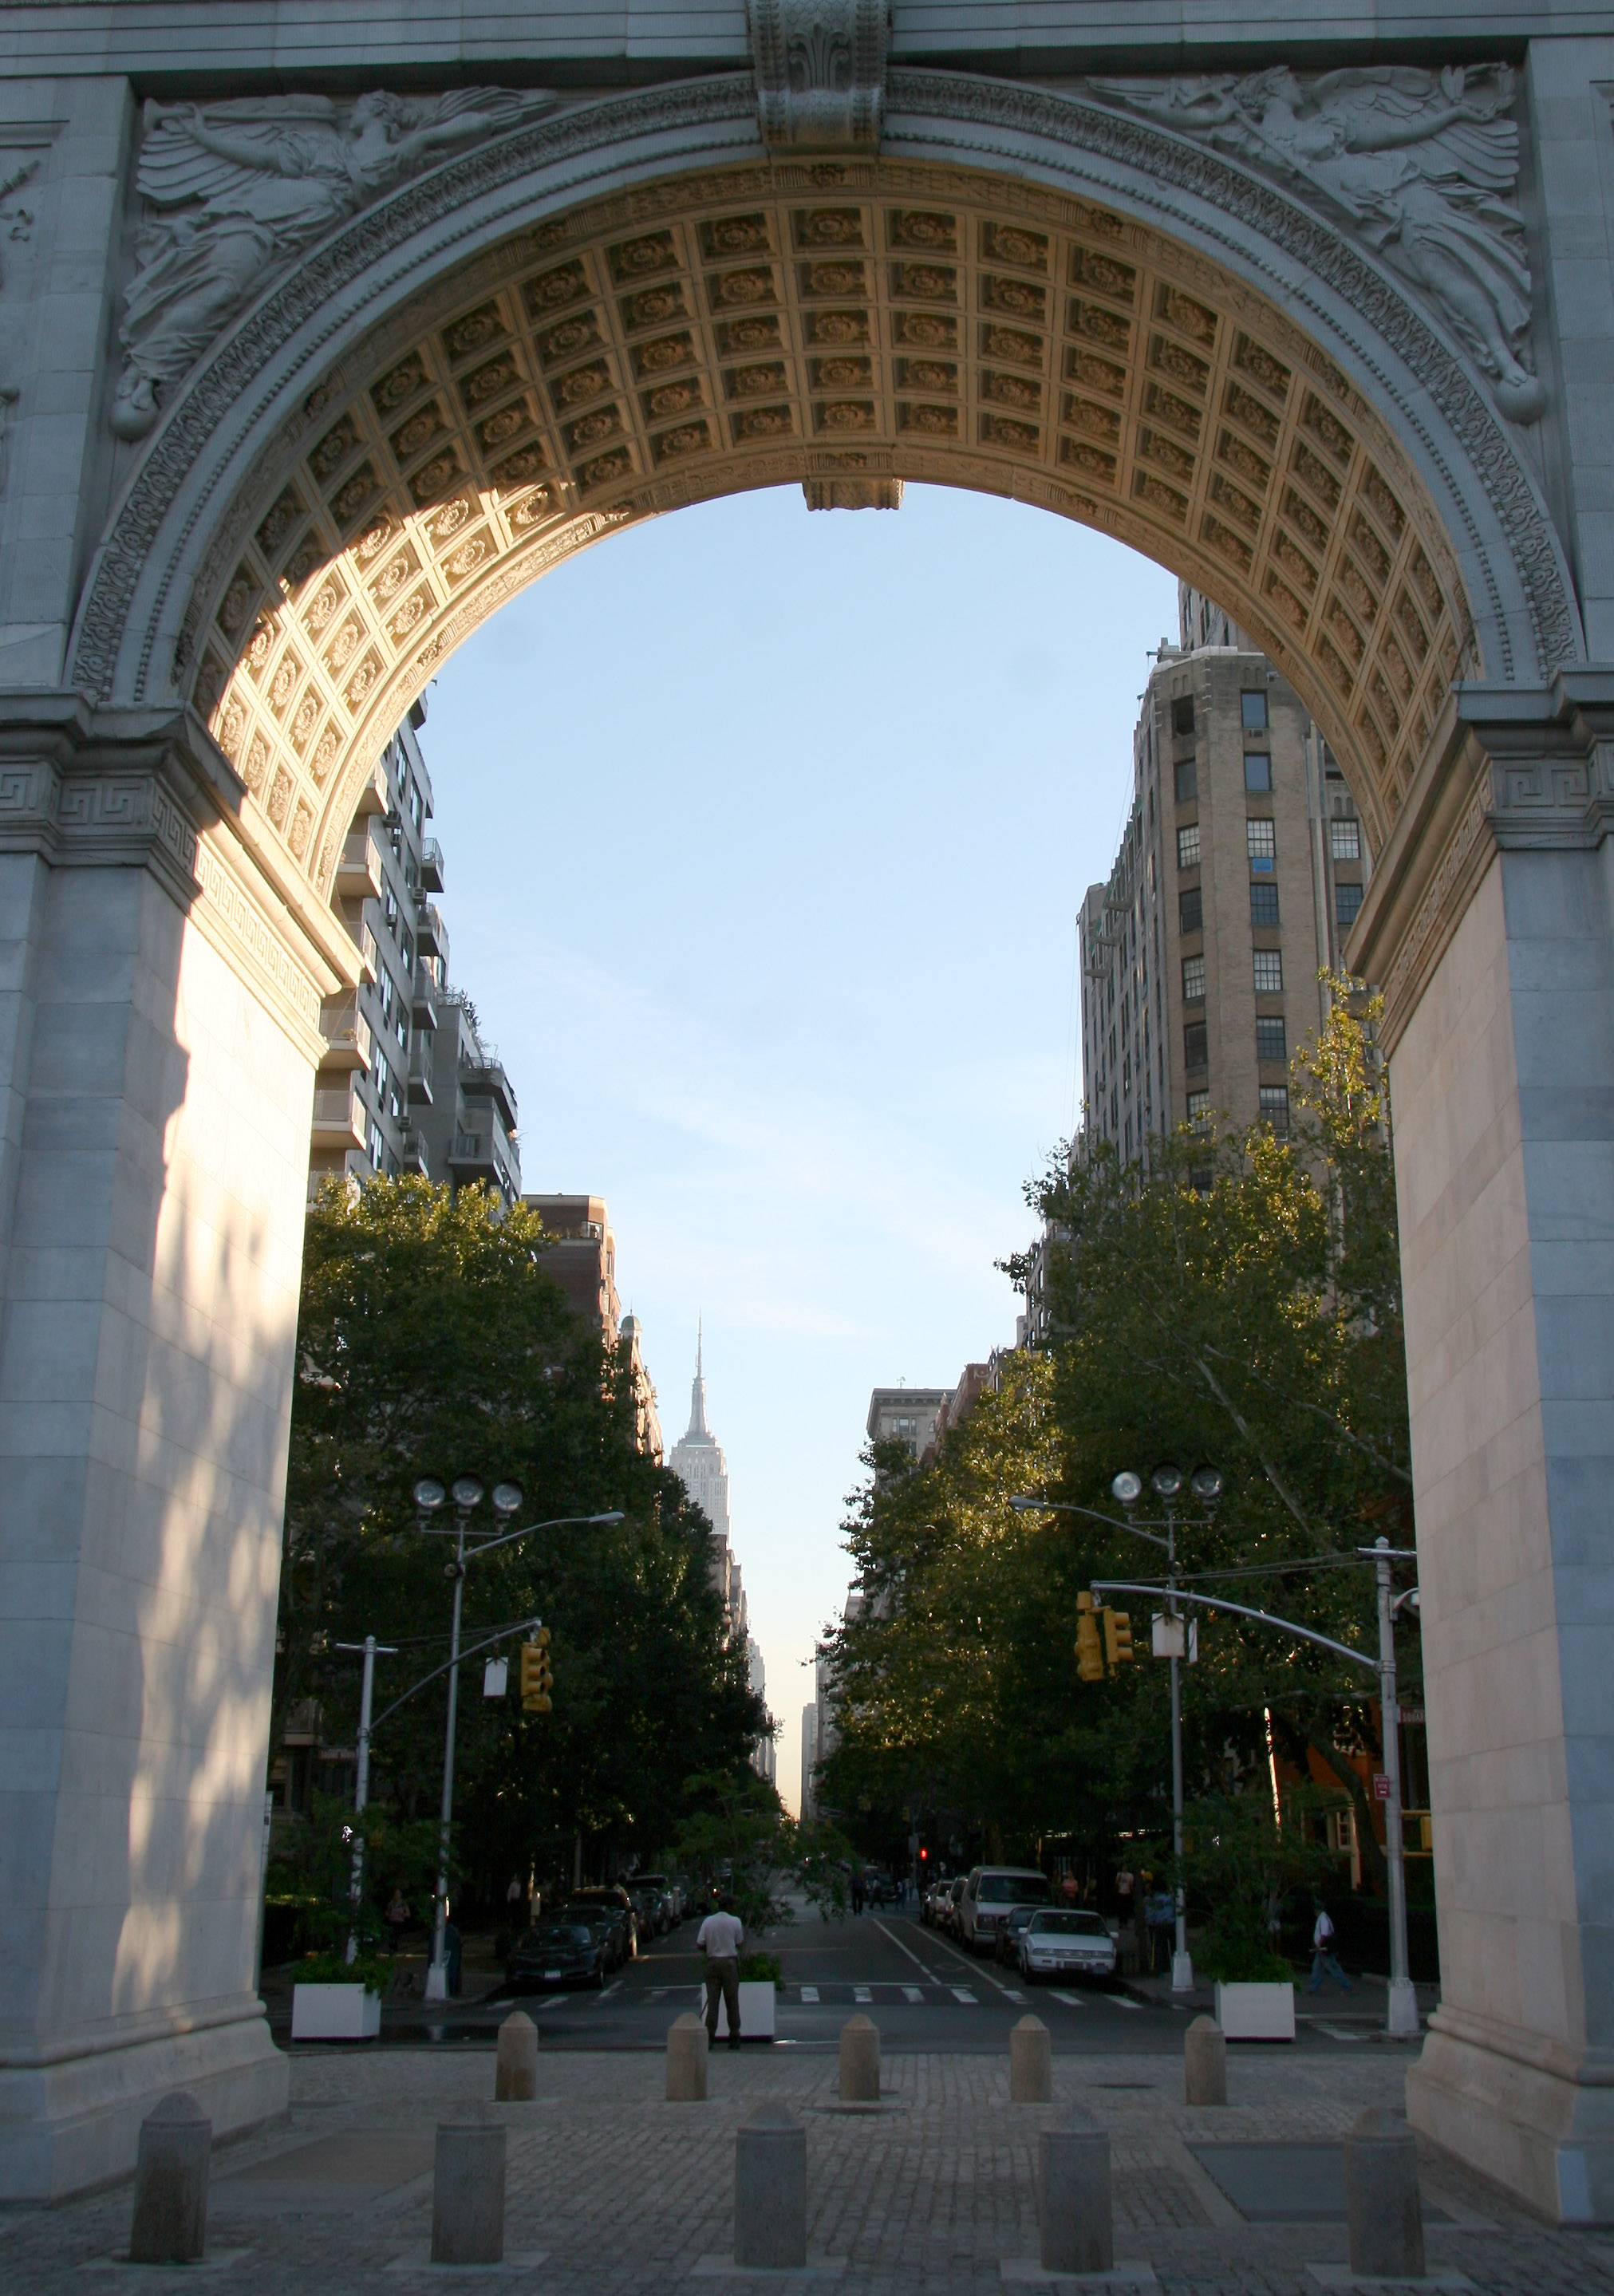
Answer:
top-left (519, 1627), bottom-right (553, 1713)
top-left (1103, 1608), bottom-right (1135, 1667)
top-left (1075, 1591), bottom-right (1106, 1683)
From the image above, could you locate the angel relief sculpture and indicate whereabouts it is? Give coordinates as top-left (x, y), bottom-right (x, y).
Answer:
top-left (112, 88), bottom-right (556, 438)
top-left (1088, 65), bottom-right (1545, 420)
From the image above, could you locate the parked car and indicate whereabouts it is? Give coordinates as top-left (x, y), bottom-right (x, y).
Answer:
top-left (957, 1865), bottom-right (1054, 1954)
top-left (631, 1872), bottom-right (681, 1925)
top-left (1018, 1908), bottom-right (1118, 1985)
top-left (921, 1876), bottom-right (950, 1928)
top-left (629, 1882), bottom-right (669, 1939)
top-left (939, 1876), bottom-right (969, 1935)
top-left (562, 1891), bottom-right (633, 1967)
top-left (993, 1902), bottom-right (1041, 1967)
top-left (506, 1918), bottom-right (608, 1991)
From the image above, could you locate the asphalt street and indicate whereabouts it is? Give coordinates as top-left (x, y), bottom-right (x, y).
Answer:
top-left (299, 1908), bottom-right (1398, 2056)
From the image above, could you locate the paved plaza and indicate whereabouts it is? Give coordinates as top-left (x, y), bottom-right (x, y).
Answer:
top-left (5, 2037), bottom-right (1612, 2294)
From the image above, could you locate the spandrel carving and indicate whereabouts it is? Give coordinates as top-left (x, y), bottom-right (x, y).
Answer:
top-left (1087, 65), bottom-right (1544, 421)
top-left (113, 89), bottom-right (557, 440)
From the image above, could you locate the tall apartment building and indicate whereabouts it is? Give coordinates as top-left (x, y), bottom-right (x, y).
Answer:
top-left (310, 698), bottom-right (523, 1204)
top-left (799, 1702), bottom-right (819, 1821)
top-left (866, 1387), bottom-right (952, 1467)
top-left (516, 1193), bottom-right (662, 1458)
top-left (1079, 582), bottom-right (1371, 1158)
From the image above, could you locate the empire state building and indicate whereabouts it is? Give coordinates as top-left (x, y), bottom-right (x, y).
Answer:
top-left (667, 1327), bottom-right (740, 1634)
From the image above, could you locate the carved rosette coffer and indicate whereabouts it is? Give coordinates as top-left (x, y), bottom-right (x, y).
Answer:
top-left (748, 0), bottom-right (890, 152)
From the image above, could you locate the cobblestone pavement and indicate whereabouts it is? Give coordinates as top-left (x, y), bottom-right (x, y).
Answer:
top-left (6, 2046), bottom-right (1614, 2292)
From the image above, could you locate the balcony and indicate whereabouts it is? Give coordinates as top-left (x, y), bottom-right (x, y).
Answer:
top-left (460, 1058), bottom-right (517, 1134)
top-left (310, 1083), bottom-right (365, 1152)
top-left (420, 837), bottom-right (445, 894)
top-left (307, 1150), bottom-right (366, 1206)
top-left (448, 1122), bottom-right (518, 1199)
top-left (317, 998), bottom-right (371, 1075)
top-left (398, 1127), bottom-right (430, 1178)
top-left (352, 760), bottom-right (389, 816)
top-left (412, 969), bottom-right (439, 1032)
top-left (416, 896), bottom-right (448, 971)
top-left (335, 829), bottom-right (381, 901)
top-left (408, 1042), bottom-right (435, 1106)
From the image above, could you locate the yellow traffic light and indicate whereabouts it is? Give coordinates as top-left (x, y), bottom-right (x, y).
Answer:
top-left (519, 1639), bottom-right (554, 1713)
top-left (1075, 1592), bottom-right (1106, 1683)
top-left (1103, 1608), bottom-right (1135, 1667)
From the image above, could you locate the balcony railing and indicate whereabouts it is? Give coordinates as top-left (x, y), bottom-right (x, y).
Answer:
top-left (335, 830), bottom-right (381, 901)
top-left (420, 837), bottom-right (445, 894)
top-left (317, 999), bottom-right (371, 1074)
top-left (416, 897), bottom-right (448, 969)
top-left (310, 1085), bottom-right (365, 1151)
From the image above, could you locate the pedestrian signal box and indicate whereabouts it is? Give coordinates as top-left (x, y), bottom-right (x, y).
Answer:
top-left (1075, 1591), bottom-right (1106, 1683)
top-left (519, 1633), bottom-right (554, 1713)
top-left (1102, 1608), bottom-right (1135, 1667)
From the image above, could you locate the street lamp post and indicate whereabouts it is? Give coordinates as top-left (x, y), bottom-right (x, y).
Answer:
top-left (1363, 1534), bottom-right (1421, 2039)
top-left (412, 1477), bottom-right (625, 2002)
top-left (333, 1631), bottom-right (397, 1963)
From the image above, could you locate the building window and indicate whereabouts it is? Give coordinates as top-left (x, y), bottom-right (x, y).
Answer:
top-left (1177, 823), bottom-right (1201, 869)
top-left (1330, 818), bottom-right (1361, 862)
top-left (1250, 882), bottom-right (1280, 928)
top-left (1241, 690), bottom-right (1269, 732)
top-left (1243, 751), bottom-right (1273, 793)
top-left (1247, 818), bottom-right (1276, 873)
top-left (1253, 949), bottom-right (1283, 994)
top-left (1184, 1021), bottom-right (1208, 1070)
top-left (1179, 886), bottom-right (1202, 935)
top-left (1182, 955), bottom-right (1206, 1002)
top-left (1171, 696), bottom-right (1195, 737)
top-left (1186, 1088), bottom-right (1210, 1126)
top-left (1174, 758), bottom-right (1198, 803)
top-left (1259, 1083), bottom-right (1290, 1133)
top-left (1336, 880), bottom-right (1364, 929)
top-left (1256, 1016), bottom-right (1288, 1064)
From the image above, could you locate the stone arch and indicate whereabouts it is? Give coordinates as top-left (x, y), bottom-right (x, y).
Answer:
top-left (69, 72), bottom-right (1578, 923)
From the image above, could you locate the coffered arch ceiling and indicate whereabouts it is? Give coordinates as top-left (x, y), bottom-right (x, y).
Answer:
top-left (181, 157), bottom-right (1479, 901)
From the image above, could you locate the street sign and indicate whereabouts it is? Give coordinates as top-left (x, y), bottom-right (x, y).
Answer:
top-left (1371, 1773), bottom-right (1391, 1801)
top-left (483, 1657), bottom-right (508, 1698)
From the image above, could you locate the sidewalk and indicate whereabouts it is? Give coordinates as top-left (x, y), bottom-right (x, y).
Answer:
top-left (5, 2041), bottom-right (1612, 2292)
top-left (1119, 1965), bottom-right (1443, 2030)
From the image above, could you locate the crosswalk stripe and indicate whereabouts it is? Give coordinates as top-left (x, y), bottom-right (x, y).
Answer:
top-left (1003, 1988), bottom-right (1025, 2003)
top-left (950, 1986), bottom-right (977, 2006)
top-left (649, 1987), bottom-right (667, 2000)
top-left (854, 1986), bottom-right (873, 2003)
top-left (1111, 1994), bottom-right (1141, 2010)
top-left (1049, 1990), bottom-right (1083, 2008)
top-left (902, 1986), bottom-right (923, 2002)
top-left (1315, 2022), bottom-right (1367, 2043)
top-left (799, 1986), bottom-right (819, 2003)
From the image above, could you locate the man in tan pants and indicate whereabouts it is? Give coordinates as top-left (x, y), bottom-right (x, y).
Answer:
top-left (697, 1896), bottom-right (745, 2049)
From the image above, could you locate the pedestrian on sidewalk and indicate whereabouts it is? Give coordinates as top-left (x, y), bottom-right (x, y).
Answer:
top-left (1307, 1903), bottom-right (1353, 1994)
top-left (697, 1893), bottom-right (745, 2049)
top-left (850, 1872), bottom-right (866, 1916)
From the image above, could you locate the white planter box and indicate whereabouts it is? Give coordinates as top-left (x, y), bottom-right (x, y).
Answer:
top-left (714, 1981), bottom-right (777, 2042)
top-left (290, 1982), bottom-right (382, 2040)
top-left (1214, 1980), bottom-right (1296, 2041)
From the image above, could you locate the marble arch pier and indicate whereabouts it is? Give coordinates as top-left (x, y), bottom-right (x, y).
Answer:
top-left (1, 0), bottom-right (1612, 2226)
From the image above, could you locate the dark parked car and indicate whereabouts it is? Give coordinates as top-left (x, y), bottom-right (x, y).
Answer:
top-left (507, 1919), bottom-right (607, 1991)
top-left (561, 1893), bottom-right (632, 1968)
top-left (629, 1883), bottom-right (669, 1939)
top-left (630, 1872), bottom-right (682, 1924)
top-left (921, 1876), bottom-right (951, 1928)
top-left (939, 1876), bottom-right (969, 1936)
top-left (994, 1902), bottom-right (1041, 1967)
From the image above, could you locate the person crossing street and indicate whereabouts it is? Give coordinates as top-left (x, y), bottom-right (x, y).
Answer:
top-left (1307, 1903), bottom-right (1353, 1994)
top-left (697, 1894), bottom-right (745, 2049)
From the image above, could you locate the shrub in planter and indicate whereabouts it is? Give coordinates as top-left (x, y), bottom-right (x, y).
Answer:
top-left (294, 1950), bottom-right (393, 1994)
top-left (736, 1952), bottom-right (783, 1988)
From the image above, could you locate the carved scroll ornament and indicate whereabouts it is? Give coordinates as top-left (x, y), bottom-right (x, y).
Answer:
top-left (1087, 65), bottom-right (1545, 422)
top-left (748, 0), bottom-right (890, 152)
top-left (112, 88), bottom-right (557, 440)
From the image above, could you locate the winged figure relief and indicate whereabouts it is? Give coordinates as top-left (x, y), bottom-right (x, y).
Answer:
top-left (1087, 65), bottom-right (1544, 420)
top-left (112, 88), bottom-right (556, 439)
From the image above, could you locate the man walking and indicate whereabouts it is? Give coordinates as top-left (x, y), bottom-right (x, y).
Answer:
top-left (1307, 1903), bottom-right (1353, 1994)
top-left (697, 1893), bottom-right (745, 2049)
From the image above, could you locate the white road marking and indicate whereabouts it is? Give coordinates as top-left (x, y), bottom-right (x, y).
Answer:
top-left (649, 1987), bottom-right (667, 2000)
top-left (1003, 1988), bottom-right (1026, 2003)
top-left (1315, 2022), bottom-right (1367, 2043)
top-left (902, 1986), bottom-right (924, 2003)
top-left (598, 1981), bottom-right (622, 2002)
top-left (532, 1995), bottom-right (567, 2011)
top-left (799, 1986), bottom-right (819, 2003)
top-left (921, 1925), bottom-right (1021, 1998)
top-left (871, 1918), bottom-right (945, 1986)
top-left (950, 1986), bottom-right (978, 2006)
top-left (1049, 1991), bottom-right (1084, 2009)
top-left (854, 1985), bottom-right (873, 2003)
top-left (1111, 1993), bottom-right (1141, 2010)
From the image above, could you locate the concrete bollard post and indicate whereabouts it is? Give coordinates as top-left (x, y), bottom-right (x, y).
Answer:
top-left (1009, 2014), bottom-right (1053, 2104)
top-left (839, 2013), bottom-right (881, 2102)
top-left (1184, 2014), bottom-right (1228, 2107)
top-left (495, 2010), bottom-right (538, 2101)
top-left (1038, 2111), bottom-right (1114, 2277)
top-left (735, 2101), bottom-right (807, 2269)
top-left (666, 2010), bottom-right (709, 2101)
top-left (432, 2115), bottom-right (506, 2266)
top-left (1345, 2106), bottom-right (1425, 2281)
top-left (128, 2091), bottom-right (211, 2265)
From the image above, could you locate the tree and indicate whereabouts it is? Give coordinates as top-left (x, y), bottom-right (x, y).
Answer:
top-left (275, 1178), bottom-right (765, 1907)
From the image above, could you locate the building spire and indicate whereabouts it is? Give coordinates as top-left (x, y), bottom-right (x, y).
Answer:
top-left (686, 1317), bottom-right (711, 1440)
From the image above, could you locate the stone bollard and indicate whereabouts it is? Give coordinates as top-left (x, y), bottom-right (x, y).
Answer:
top-left (495, 2010), bottom-right (538, 2101)
top-left (432, 2114), bottom-right (506, 2266)
top-left (128, 2091), bottom-right (211, 2265)
top-left (1345, 2106), bottom-right (1425, 2281)
top-left (735, 2102), bottom-right (807, 2269)
top-left (1038, 2111), bottom-right (1114, 2277)
top-left (1009, 2014), bottom-right (1053, 2104)
top-left (666, 2010), bottom-right (709, 2101)
top-left (1184, 2014), bottom-right (1228, 2107)
top-left (839, 2013), bottom-right (881, 2102)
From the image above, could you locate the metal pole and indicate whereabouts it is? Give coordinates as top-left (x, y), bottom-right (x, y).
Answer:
top-left (1375, 1538), bottom-right (1420, 2037)
top-left (1166, 1503), bottom-right (1192, 1992)
top-left (425, 1522), bottom-right (467, 2002)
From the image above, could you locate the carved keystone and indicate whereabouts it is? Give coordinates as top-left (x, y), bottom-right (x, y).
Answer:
top-left (749, 1), bottom-right (890, 152)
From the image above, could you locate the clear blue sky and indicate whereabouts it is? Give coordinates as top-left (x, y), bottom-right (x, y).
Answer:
top-left (424, 483), bottom-right (1178, 1812)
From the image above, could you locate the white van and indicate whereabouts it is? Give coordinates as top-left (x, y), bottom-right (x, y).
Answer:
top-left (957, 1864), bottom-right (1053, 1953)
